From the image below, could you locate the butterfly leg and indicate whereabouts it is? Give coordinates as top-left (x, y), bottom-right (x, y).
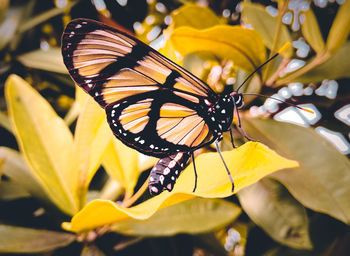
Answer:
top-left (215, 141), bottom-right (235, 192)
top-left (191, 152), bottom-right (198, 192)
top-left (229, 128), bottom-right (236, 148)
top-left (234, 102), bottom-right (258, 142)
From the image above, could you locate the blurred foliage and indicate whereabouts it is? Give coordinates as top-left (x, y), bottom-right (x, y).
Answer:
top-left (0, 0), bottom-right (349, 255)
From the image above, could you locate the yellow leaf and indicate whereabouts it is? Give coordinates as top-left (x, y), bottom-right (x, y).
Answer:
top-left (169, 25), bottom-right (266, 73)
top-left (63, 86), bottom-right (89, 126)
top-left (62, 142), bottom-right (298, 233)
top-left (171, 3), bottom-right (221, 29)
top-left (75, 86), bottom-right (88, 109)
top-left (73, 97), bottom-right (112, 207)
top-left (102, 139), bottom-right (139, 193)
top-left (159, 3), bottom-right (222, 65)
top-left (5, 75), bottom-right (76, 215)
top-left (16, 48), bottom-right (67, 74)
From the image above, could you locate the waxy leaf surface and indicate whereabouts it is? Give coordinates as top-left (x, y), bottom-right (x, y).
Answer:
top-left (111, 198), bottom-right (241, 236)
top-left (5, 75), bottom-right (76, 215)
top-left (62, 142), bottom-right (298, 233)
top-left (243, 118), bottom-right (350, 224)
top-left (169, 25), bottom-right (266, 73)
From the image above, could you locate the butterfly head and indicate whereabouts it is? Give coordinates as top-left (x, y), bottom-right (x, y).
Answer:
top-left (231, 92), bottom-right (244, 109)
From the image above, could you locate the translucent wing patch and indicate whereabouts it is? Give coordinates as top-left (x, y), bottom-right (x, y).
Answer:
top-left (157, 103), bottom-right (210, 147)
top-left (105, 94), bottom-right (214, 158)
top-left (119, 99), bottom-right (152, 134)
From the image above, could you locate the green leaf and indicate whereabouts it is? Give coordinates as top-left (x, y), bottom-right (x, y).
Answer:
top-left (111, 198), bottom-right (241, 236)
top-left (286, 41), bottom-right (350, 84)
top-left (243, 118), bottom-right (350, 225)
top-left (0, 180), bottom-right (30, 200)
top-left (171, 3), bottom-right (221, 29)
top-left (326, 0), bottom-right (350, 53)
top-left (5, 75), bottom-right (76, 215)
top-left (301, 8), bottom-right (325, 54)
top-left (16, 48), bottom-right (68, 74)
top-left (238, 178), bottom-right (312, 249)
top-left (241, 2), bottom-right (293, 57)
top-left (169, 25), bottom-right (266, 73)
top-left (0, 224), bottom-right (75, 253)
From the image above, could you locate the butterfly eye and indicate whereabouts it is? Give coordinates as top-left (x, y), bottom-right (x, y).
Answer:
top-left (233, 94), bottom-right (244, 109)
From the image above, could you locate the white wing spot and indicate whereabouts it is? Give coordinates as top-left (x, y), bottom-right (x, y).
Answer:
top-left (221, 109), bottom-right (226, 114)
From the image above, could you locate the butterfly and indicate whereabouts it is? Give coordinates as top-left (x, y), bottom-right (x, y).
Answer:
top-left (62, 18), bottom-right (248, 195)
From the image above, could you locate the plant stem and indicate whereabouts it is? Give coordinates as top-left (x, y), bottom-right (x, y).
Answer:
top-left (275, 51), bottom-right (331, 86)
top-left (122, 175), bottom-right (150, 208)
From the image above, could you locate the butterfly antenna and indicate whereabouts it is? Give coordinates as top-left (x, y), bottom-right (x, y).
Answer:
top-left (242, 93), bottom-right (314, 114)
top-left (236, 42), bottom-right (291, 92)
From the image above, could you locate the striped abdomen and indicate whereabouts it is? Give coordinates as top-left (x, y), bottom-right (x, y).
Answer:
top-left (149, 152), bottom-right (191, 195)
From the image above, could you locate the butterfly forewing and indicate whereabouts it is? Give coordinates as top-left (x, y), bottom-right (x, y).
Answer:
top-left (62, 18), bottom-right (218, 157)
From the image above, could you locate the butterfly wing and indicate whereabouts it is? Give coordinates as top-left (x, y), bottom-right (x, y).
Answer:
top-left (62, 18), bottom-right (218, 157)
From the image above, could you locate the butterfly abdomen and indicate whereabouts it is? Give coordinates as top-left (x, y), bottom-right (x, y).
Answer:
top-left (149, 152), bottom-right (191, 195)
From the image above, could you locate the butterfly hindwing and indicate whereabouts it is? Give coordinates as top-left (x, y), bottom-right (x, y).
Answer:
top-left (105, 91), bottom-right (214, 158)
